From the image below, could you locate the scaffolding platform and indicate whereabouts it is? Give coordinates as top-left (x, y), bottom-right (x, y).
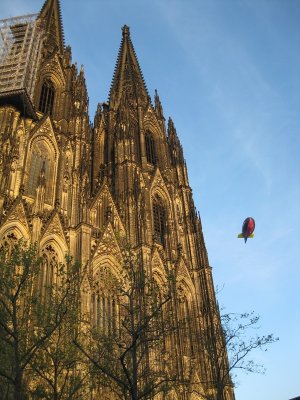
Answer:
top-left (0, 13), bottom-right (45, 118)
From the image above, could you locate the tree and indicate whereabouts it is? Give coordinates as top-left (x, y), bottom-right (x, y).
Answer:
top-left (0, 239), bottom-right (83, 400)
top-left (222, 312), bottom-right (278, 384)
top-left (74, 245), bottom-right (179, 400)
top-left (190, 310), bottom-right (279, 400)
top-left (29, 256), bottom-right (88, 400)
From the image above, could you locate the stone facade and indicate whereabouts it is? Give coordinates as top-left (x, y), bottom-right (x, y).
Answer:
top-left (0, 1), bottom-right (235, 399)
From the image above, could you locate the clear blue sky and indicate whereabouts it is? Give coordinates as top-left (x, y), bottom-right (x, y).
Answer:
top-left (1, 1), bottom-right (300, 399)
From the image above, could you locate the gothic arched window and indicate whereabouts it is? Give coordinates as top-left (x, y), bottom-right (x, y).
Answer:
top-left (152, 195), bottom-right (166, 246)
top-left (39, 80), bottom-right (55, 115)
top-left (92, 292), bottom-right (118, 335)
top-left (28, 152), bottom-right (48, 195)
top-left (145, 131), bottom-right (156, 165)
top-left (40, 244), bottom-right (59, 303)
top-left (27, 141), bottom-right (54, 204)
top-left (92, 266), bottom-right (119, 335)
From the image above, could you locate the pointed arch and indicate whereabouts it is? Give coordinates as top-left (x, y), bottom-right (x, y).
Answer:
top-left (92, 254), bottom-right (122, 282)
top-left (0, 223), bottom-right (30, 256)
top-left (0, 221), bottom-right (30, 245)
top-left (39, 79), bottom-right (55, 115)
top-left (38, 236), bottom-right (67, 303)
top-left (152, 193), bottom-right (167, 246)
top-left (39, 242), bottom-right (59, 302)
top-left (143, 110), bottom-right (164, 139)
top-left (90, 185), bottom-right (126, 238)
top-left (91, 255), bottom-right (122, 334)
top-left (145, 130), bottom-right (157, 165)
top-left (40, 222), bottom-right (68, 261)
top-left (152, 268), bottom-right (167, 289)
top-left (151, 249), bottom-right (168, 288)
top-left (150, 169), bottom-right (173, 206)
top-left (150, 173), bottom-right (173, 249)
top-left (27, 140), bottom-right (52, 199)
top-left (25, 132), bottom-right (58, 206)
top-left (176, 259), bottom-right (195, 301)
top-left (35, 52), bottom-right (66, 119)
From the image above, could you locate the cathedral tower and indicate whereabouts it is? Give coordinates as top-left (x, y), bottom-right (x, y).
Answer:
top-left (0, 1), bottom-right (235, 399)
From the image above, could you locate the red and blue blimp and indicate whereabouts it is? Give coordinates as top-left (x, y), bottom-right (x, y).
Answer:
top-left (237, 217), bottom-right (255, 243)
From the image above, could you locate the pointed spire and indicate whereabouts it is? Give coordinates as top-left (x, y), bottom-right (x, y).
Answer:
top-left (167, 117), bottom-right (177, 138)
top-left (63, 45), bottom-right (72, 67)
top-left (80, 64), bottom-right (85, 77)
top-left (154, 89), bottom-right (164, 120)
top-left (39, 0), bottom-right (64, 54)
top-left (167, 117), bottom-right (184, 164)
top-left (73, 64), bottom-right (89, 115)
top-left (109, 25), bottom-right (149, 110)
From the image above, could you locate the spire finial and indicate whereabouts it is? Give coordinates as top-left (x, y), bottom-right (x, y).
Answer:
top-left (109, 24), bottom-right (149, 109)
top-left (39, 0), bottom-right (65, 54)
top-left (122, 25), bottom-right (130, 37)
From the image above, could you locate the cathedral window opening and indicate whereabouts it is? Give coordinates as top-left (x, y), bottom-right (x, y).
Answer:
top-left (153, 196), bottom-right (166, 246)
top-left (28, 152), bottom-right (49, 194)
top-left (39, 244), bottom-right (59, 304)
top-left (39, 80), bottom-right (55, 115)
top-left (92, 266), bottom-right (119, 334)
top-left (27, 142), bottom-right (55, 204)
top-left (145, 131), bottom-right (156, 165)
top-left (92, 292), bottom-right (118, 334)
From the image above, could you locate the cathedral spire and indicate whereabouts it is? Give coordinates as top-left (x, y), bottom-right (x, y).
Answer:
top-left (154, 89), bottom-right (164, 120)
top-left (167, 117), bottom-right (184, 165)
top-left (109, 25), bottom-right (149, 110)
top-left (39, 0), bottom-right (64, 54)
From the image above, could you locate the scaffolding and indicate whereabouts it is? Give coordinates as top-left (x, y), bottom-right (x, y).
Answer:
top-left (0, 14), bottom-right (45, 116)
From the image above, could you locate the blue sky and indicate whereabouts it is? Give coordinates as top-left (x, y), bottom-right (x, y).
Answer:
top-left (1, 0), bottom-right (300, 399)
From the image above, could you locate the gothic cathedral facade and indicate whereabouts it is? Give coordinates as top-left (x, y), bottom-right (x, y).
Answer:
top-left (0, 1), bottom-right (234, 399)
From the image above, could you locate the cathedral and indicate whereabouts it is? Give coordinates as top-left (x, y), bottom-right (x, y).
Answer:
top-left (0, 1), bottom-right (235, 399)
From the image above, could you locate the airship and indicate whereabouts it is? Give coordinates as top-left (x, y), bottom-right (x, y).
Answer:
top-left (237, 217), bottom-right (255, 243)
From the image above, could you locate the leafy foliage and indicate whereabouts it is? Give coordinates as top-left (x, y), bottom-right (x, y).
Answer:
top-left (0, 240), bottom-right (85, 400)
